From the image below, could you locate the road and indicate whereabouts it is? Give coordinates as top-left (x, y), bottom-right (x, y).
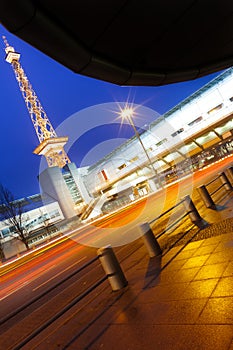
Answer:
top-left (0, 154), bottom-right (232, 349)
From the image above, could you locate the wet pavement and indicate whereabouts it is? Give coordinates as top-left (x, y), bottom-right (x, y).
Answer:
top-left (69, 227), bottom-right (233, 350)
top-left (63, 186), bottom-right (233, 350)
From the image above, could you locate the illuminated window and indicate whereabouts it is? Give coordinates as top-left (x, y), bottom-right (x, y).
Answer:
top-left (207, 104), bottom-right (223, 115)
top-left (100, 169), bottom-right (108, 181)
top-left (118, 163), bottom-right (127, 170)
top-left (188, 116), bottom-right (203, 127)
top-left (171, 128), bottom-right (184, 137)
top-left (130, 156), bottom-right (139, 163)
top-left (146, 147), bottom-right (153, 152)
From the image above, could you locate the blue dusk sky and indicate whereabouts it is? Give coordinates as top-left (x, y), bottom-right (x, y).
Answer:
top-left (0, 24), bottom-right (221, 199)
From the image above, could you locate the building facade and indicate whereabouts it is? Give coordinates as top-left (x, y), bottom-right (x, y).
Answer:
top-left (0, 194), bottom-right (64, 258)
top-left (77, 68), bottom-right (233, 214)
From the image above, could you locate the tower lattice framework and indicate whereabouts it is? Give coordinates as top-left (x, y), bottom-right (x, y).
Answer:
top-left (3, 36), bottom-right (71, 168)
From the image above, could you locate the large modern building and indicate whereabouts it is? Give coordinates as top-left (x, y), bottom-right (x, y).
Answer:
top-left (0, 194), bottom-right (64, 259)
top-left (64, 67), bottom-right (233, 216)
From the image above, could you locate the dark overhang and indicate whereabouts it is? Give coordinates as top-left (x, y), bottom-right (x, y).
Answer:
top-left (1, 1), bottom-right (233, 86)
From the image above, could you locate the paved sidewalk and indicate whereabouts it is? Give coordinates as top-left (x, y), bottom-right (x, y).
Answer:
top-left (21, 190), bottom-right (233, 350)
top-left (71, 229), bottom-right (233, 350)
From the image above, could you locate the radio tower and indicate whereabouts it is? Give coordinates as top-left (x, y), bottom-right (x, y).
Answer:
top-left (3, 36), bottom-right (71, 168)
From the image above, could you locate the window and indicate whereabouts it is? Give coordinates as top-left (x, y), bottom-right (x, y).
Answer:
top-left (188, 116), bottom-right (203, 127)
top-left (118, 163), bottom-right (127, 170)
top-left (49, 209), bottom-right (60, 218)
top-left (155, 138), bottom-right (167, 147)
top-left (146, 147), bottom-right (153, 152)
top-left (171, 128), bottom-right (184, 137)
top-left (129, 156), bottom-right (139, 163)
top-left (100, 169), bottom-right (108, 181)
top-left (207, 104), bottom-right (223, 115)
top-left (1, 228), bottom-right (10, 237)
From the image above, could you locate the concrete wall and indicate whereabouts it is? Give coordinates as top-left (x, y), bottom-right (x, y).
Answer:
top-left (39, 166), bottom-right (76, 219)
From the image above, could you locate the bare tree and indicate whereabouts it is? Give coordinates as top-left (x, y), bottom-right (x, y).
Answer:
top-left (0, 184), bottom-right (30, 250)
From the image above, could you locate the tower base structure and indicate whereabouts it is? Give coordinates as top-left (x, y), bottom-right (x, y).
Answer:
top-left (39, 166), bottom-right (77, 219)
top-left (34, 137), bottom-right (70, 168)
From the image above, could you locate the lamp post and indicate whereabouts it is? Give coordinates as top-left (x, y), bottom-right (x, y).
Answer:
top-left (121, 108), bottom-right (162, 188)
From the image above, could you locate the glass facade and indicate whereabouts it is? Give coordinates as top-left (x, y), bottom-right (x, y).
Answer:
top-left (63, 170), bottom-right (82, 205)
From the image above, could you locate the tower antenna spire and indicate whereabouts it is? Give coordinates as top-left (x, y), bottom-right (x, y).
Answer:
top-left (3, 37), bottom-right (71, 168)
top-left (2, 35), bottom-right (9, 47)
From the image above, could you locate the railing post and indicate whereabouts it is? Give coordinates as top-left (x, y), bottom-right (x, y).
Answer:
top-left (97, 246), bottom-right (128, 291)
top-left (183, 195), bottom-right (202, 224)
top-left (219, 171), bottom-right (232, 191)
top-left (140, 222), bottom-right (162, 257)
top-left (198, 185), bottom-right (215, 208)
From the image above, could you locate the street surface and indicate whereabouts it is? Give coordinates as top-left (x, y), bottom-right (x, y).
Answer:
top-left (0, 154), bottom-right (232, 349)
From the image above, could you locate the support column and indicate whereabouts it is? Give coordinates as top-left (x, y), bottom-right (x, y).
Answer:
top-left (148, 179), bottom-right (158, 192)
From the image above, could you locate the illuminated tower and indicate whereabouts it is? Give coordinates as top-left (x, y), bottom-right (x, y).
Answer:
top-left (3, 36), bottom-right (71, 168)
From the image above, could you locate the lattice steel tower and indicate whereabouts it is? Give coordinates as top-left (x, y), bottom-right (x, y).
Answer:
top-left (3, 36), bottom-right (71, 168)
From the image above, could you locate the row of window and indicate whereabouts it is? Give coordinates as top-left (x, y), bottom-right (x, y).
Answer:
top-left (171, 116), bottom-right (204, 138)
top-left (171, 101), bottom-right (226, 138)
top-left (99, 101), bottom-right (229, 176)
top-left (0, 209), bottom-right (62, 238)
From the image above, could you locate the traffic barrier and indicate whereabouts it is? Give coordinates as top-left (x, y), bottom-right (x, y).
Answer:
top-left (198, 185), bottom-right (215, 208)
top-left (198, 169), bottom-right (232, 208)
top-left (97, 246), bottom-right (128, 291)
top-left (228, 166), bottom-right (233, 179)
top-left (140, 222), bottom-right (162, 257)
top-left (182, 195), bottom-right (202, 224)
top-left (140, 195), bottom-right (203, 257)
top-left (219, 171), bottom-right (232, 191)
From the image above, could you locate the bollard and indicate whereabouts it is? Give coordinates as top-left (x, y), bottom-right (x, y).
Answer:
top-left (198, 185), bottom-right (215, 208)
top-left (140, 222), bottom-right (162, 258)
top-left (183, 195), bottom-right (202, 224)
top-left (97, 246), bottom-right (128, 291)
top-left (219, 171), bottom-right (232, 191)
top-left (227, 166), bottom-right (233, 181)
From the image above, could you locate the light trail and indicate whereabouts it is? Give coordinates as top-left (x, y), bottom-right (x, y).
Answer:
top-left (32, 256), bottom-right (87, 291)
top-left (0, 153), bottom-right (232, 306)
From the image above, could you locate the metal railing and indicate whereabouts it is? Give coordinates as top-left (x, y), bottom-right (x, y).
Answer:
top-left (198, 169), bottom-right (233, 208)
top-left (139, 195), bottom-right (203, 257)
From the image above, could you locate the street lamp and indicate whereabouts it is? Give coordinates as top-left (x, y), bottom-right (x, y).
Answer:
top-left (121, 107), bottom-right (162, 188)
